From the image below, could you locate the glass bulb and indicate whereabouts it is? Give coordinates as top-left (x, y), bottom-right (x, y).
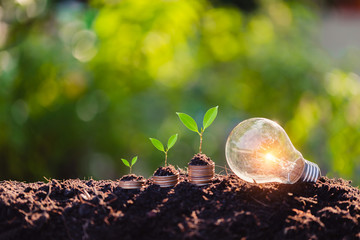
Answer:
top-left (225, 118), bottom-right (320, 184)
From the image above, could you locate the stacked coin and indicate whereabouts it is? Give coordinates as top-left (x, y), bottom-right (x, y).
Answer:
top-left (188, 163), bottom-right (214, 186)
top-left (152, 174), bottom-right (179, 188)
top-left (119, 180), bottom-right (145, 189)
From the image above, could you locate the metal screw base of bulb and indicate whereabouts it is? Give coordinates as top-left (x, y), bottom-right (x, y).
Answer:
top-left (299, 159), bottom-right (321, 183)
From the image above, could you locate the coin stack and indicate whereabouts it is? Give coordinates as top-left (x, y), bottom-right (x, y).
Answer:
top-left (119, 180), bottom-right (145, 189)
top-left (152, 174), bottom-right (179, 188)
top-left (188, 163), bottom-right (214, 186)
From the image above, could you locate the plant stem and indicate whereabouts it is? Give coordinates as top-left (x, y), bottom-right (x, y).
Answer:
top-left (165, 151), bottom-right (168, 167)
top-left (130, 166), bottom-right (132, 174)
top-left (199, 131), bottom-right (203, 153)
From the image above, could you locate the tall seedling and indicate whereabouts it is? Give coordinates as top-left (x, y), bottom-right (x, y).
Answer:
top-left (149, 134), bottom-right (178, 167)
top-left (176, 106), bottom-right (218, 153)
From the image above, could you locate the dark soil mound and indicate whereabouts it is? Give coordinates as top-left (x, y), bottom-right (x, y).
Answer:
top-left (0, 176), bottom-right (359, 239)
top-left (189, 153), bottom-right (214, 166)
top-left (153, 165), bottom-right (178, 176)
top-left (119, 174), bottom-right (145, 181)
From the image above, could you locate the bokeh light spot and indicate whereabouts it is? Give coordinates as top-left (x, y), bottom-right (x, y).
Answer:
top-left (11, 99), bottom-right (29, 125)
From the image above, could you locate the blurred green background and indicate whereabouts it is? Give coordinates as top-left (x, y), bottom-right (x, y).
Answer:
top-left (1, 0), bottom-right (360, 184)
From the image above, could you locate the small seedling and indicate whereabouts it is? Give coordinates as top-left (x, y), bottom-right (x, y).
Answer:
top-left (121, 156), bottom-right (138, 174)
top-left (176, 106), bottom-right (218, 153)
top-left (149, 134), bottom-right (178, 167)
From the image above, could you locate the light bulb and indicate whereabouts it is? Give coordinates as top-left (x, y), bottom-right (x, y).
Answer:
top-left (225, 118), bottom-right (320, 184)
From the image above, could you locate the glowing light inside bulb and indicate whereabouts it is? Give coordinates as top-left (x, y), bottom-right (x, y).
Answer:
top-left (263, 152), bottom-right (279, 169)
top-left (264, 153), bottom-right (277, 162)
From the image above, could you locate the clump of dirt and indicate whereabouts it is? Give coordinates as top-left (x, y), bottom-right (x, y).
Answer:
top-left (153, 165), bottom-right (178, 176)
top-left (189, 153), bottom-right (214, 166)
top-left (119, 174), bottom-right (145, 181)
top-left (0, 176), bottom-right (359, 240)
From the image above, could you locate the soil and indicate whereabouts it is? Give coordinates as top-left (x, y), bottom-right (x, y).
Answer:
top-left (0, 175), bottom-right (359, 240)
top-left (153, 165), bottom-right (178, 176)
top-left (189, 153), bottom-right (214, 166)
top-left (119, 174), bottom-right (145, 181)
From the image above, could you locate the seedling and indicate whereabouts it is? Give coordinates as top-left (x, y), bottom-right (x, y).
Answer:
top-left (149, 134), bottom-right (178, 167)
top-left (121, 156), bottom-right (138, 174)
top-left (176, 106), bottom-right (218, 153)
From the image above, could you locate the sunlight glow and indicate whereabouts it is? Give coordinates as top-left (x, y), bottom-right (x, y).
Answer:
top-left (265, 153), bottom-right (277, 162)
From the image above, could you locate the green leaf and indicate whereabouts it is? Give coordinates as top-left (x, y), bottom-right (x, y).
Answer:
top-left (121, 159), bottom-right (130, 167)
top-left (131, 156), bottom-right (138, 166)
top-left (149, 138), bottom-right (165, 152)
top-left (167, 134), bottom-right (178, 150)
top-left (203, 106), bottom-right (218, 130)
top-left (176, 112), bottom-right (199, 133)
